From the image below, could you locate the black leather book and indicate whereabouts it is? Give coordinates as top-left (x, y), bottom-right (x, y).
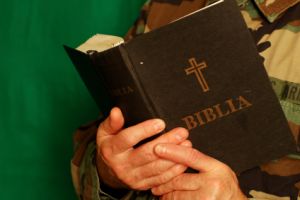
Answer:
top-left (65, 0), bottom-right (296, 173)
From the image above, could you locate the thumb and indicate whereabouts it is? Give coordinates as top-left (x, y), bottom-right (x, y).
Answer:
top-left (154, 144), bottom-right (219, 172)
top-left (97, 107), bottom-right (124, 138)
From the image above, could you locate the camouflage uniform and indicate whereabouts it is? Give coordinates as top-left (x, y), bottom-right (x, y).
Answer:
top-left (71, 0), bottom-right (300, 199)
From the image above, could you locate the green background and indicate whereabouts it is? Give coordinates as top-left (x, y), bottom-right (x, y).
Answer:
top-left (0, 0), bottom-right (145, 199)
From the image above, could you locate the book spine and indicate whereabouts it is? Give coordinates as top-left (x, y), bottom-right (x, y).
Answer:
top-left (91, 45), bottom-right (158, 128)
top-left (119, 45), bottom-right (160, 118)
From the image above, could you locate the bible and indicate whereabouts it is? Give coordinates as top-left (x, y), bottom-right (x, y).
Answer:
top-left (64, 0), bottom-right (296, 173)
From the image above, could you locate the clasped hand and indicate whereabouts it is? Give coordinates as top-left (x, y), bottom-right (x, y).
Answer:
top-left (96, 108), bottom-right (246, 200)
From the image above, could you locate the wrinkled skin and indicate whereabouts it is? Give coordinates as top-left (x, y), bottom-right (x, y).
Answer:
top-left (96, 107), bottom-right (190, 190)
top-left (96, 107), bottom-right (246, 200)
top-left (151, 144), bottom-right (247, 200)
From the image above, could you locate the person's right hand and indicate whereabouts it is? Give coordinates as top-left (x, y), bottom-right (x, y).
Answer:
top-left (96, 107), bottom-right (191, 190)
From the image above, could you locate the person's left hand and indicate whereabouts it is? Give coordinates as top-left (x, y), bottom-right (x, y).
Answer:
top-left (151, 144), bottom-right (247, 200)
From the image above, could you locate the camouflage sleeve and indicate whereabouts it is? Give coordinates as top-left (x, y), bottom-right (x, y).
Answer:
top-left (72, 141), bottom-right (116, 200)
top-left (237, 0), bottom-right (300, 199)
top-left (124, 0), bottom-right (150, 41)
top-left (71, 120), bottom-right (114, 200)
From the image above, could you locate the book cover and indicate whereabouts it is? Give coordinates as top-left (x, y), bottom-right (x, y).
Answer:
top-left (65, 0), bottom-right (296, 173)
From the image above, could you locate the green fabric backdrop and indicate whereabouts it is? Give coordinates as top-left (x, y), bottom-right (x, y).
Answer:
top-left (0, 0), bottom-right (145, 199)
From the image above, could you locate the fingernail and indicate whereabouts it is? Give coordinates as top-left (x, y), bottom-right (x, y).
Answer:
top-left (153, 119), bottom-right (165, 132)
top-left (182, 140), bottom-right (192, 147)
top-left (155, 144), bottom-right (166, 155)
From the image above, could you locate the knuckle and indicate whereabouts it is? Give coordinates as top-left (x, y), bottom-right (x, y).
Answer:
top-left (173, 164), bottom-right (186, 174)
top-left (132, 146), bottom-right (155, 163)
top-left (150, 160), bottom-right (169, 174)
top-left (157, 173), bottom-right (170, 184)
top-left (157, 165), bottom-right (182, 184)
top-left (148, 161), bottom-right (158, 173)
top-left (143, 150), bottom-right (156, 162)
top-left (156, 168), bottom-right (166, 177)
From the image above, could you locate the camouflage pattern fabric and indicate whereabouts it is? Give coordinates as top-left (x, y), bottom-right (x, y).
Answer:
top-left (71, 0), bottom-right (300, 199)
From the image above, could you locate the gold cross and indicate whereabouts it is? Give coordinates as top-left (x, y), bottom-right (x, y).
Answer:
top-left (185, 57), bottom-right (209, 92)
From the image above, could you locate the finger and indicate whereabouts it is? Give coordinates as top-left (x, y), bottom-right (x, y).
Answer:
top-left (130, 128), bottom-right (189, 166)
top-left (154, 144), bottom-right (219, 172)
top-left (133, 159), bottom-right (175, 179)
top-left (135, 164), bottom-right (187, 190)
top-left (151, 173), bottom-right (200, 196)
top-left (97, 107), bottom-right (124, 138)
top-left (180, 140), bottom-right (192, 147)
top-left (132, 155), bottom-right (186, 182)
top-left (145, 127), bottom-right (189, 149)
top-left (110, 118), bottom-right (165, 154)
